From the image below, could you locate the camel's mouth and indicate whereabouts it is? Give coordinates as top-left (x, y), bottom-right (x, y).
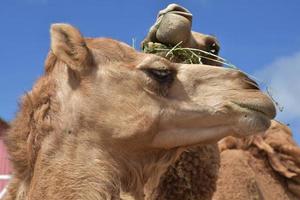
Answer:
top-left (158, 10), bottom-right (192, 21)
top-left (170, 11), bottom-right (192, 19)
top-left (233, 101), bottom-right (276, 119)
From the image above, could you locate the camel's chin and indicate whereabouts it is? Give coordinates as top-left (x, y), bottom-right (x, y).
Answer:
top-left (233, 111), bottom-right (272, 137)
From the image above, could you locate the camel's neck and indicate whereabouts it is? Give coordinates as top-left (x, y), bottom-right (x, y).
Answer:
top-left (116, 147), bottom-right (184, 200)
top-left (4, 74), bottom-right (58, 179)
top-left (31, 129), bottom-right (181, 200)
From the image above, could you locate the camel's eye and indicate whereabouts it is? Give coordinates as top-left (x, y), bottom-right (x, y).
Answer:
top-left (208, 42), bottom-right (219, 55)
top-left (144, 68), bottom-right (174, 84)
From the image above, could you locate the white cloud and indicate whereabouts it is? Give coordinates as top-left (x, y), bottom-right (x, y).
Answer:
top-left (254, 52), bottom-right (300, 126)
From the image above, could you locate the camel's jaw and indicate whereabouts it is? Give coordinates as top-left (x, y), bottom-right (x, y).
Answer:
top-left (149, 89), bottom-right (276, 149)
top-left (228, 92), bottom-right (276, 137)
top-left (230, 105), bottom-right (273, 137)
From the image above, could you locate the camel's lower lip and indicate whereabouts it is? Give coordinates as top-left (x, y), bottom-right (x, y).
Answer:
top-left (233, 101), bottom-right (276, 119)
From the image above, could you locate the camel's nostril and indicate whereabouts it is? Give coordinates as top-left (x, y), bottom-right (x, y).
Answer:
top-left (229, 70), bottom-right (260, 90)
top-left (244, 77), bottom-right (260, 90)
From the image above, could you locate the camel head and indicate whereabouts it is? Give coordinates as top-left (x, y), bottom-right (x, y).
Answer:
top-left (142, 3), bottom-right (221, 66)
top-left (49, 23), bottom-right (275, 151)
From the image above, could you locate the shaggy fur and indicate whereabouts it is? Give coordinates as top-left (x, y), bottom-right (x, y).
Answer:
top-left (217, 120), bottom-right (300, 199)
top-left (152, 145), bottom-right (220, 200)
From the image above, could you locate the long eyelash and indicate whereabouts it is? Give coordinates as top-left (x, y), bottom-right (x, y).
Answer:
top-left (143, 68), bottom-right (174, 84)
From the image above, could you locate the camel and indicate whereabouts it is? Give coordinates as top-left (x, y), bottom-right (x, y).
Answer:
top-left (2, 23), bottom-right (275, 200)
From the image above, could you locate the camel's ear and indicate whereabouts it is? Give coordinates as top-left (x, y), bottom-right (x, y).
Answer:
top-left (50, 23), bottom-right (92, 72)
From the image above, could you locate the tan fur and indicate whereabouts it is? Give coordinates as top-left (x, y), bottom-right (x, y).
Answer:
top-left (50, 24), bottom-right (93, 72)
top-left (3, 24), bottom-right (275, 200)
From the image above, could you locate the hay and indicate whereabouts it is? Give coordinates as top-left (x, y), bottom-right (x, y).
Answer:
top-left (143, 41), bottom-right (237, 68)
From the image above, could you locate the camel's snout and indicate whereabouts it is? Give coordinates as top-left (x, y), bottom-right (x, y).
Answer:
top-left (232, 71), bottom-right (276, 119)
top-left (233, 96), bottom-right (276, 119)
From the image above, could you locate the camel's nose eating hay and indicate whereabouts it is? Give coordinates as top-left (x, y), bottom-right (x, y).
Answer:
top-left (143, 41), bottom-right (237, 68)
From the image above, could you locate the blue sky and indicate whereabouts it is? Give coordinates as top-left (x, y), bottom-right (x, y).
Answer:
top-left (0, 0), bottom-right (299, 144)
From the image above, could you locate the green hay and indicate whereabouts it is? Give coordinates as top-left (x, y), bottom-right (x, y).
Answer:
top-left (143, 41), bottom-right (237, 68)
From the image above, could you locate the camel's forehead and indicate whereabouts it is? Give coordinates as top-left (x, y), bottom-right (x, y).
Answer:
top-left (85, 38), bottom-right (142, 66)
top-left (86, 38), bottom-right (133, 51)
top-left (85, 38), bottom-right (171, 70)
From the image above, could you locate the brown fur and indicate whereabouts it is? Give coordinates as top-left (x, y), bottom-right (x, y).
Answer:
top-left (152, 145), bottom-right (220, 200)
top-left (217, 120), bottom-right (300, 199)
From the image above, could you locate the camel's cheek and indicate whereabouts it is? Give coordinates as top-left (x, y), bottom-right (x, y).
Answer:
top-left (79, 71), bottom-right (163, 145)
